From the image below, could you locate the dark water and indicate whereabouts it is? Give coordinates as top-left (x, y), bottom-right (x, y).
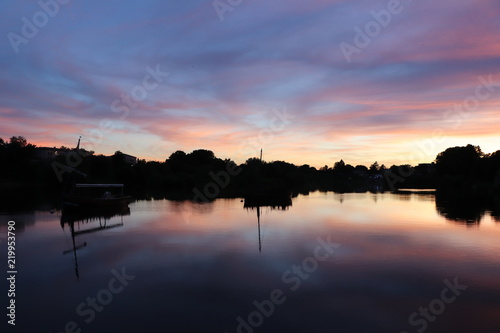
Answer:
top-left (1, 191), bottom-right (500, 333)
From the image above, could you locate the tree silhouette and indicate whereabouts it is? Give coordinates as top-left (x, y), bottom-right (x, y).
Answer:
top-left (187, 149), bottom-right (215, 165)
top-left (334, 160), bottom-right (349, 174)
top-left (369, 161), bottom-right (379, 173)
top-left (9, 136), bottom-right (28, 148)
top-left (435, 144), bottom-right (482, 176)
top-left (168, 150), bottom-right (187, 162)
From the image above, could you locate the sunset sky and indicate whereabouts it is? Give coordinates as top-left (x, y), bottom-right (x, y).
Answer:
top-left (1, 0), bottom-right (499, 167)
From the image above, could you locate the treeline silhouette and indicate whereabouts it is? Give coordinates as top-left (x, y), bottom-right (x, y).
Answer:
top-left (0, 137), bottom-right (499, 204)
top-left (434, 145), bottom-right (500, 193)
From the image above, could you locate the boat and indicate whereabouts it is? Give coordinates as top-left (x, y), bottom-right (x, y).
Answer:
top-left (59, 137), bottom-right (132, 209)
top-left (63, 183), bottom-right (131, 209)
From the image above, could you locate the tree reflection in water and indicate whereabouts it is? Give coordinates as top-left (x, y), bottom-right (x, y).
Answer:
top-left (435, 191), bottom-right (500, 226)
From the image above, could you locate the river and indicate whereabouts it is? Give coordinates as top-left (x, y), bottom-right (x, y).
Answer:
top-left (1, 191), bottom-right (499, 332)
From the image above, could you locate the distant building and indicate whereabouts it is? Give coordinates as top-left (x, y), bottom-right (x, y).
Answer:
top-left (35, 147), bottom-right (93, 161)
top-left (121, 153), bottom-right (137, 165)
top-left (115, 151), bottom-right (137, 165)
top-left (35, 147), bottom-right (59, 161)
top-left (74, 149), bottom-right (93, 157)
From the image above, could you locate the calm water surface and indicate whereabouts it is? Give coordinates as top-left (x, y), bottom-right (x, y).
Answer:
top-left (1, 192), bottom-right (500, 333)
